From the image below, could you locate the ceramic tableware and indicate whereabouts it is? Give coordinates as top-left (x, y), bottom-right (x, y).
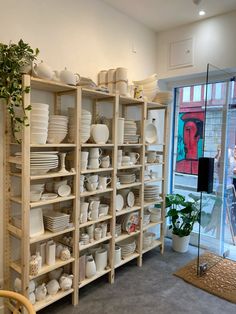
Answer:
top-left (98, 176), bottom-right (111, 190)
top-left (80, 202), bottom-right (89, 223)
top-left (88, 157), bottom-right (101, 169)
top-left (117, 118), bottom-right (124, 144)
top-left (99, 204), bottom-right (109, 216)
top-left (89, 148), bottom-right (102, 158)
top-left (91, 124), bottom-right (109, 144)
top-left (101, 156), bottom-right (110, 168)
top-left (94, 227), bottom-right (102, 240)
top-left (129, 152), bottom-right (140, 164)
top-left (95, 248), bottom-right (107, 271)
top-left (86, 257), bottom-right (96, 278)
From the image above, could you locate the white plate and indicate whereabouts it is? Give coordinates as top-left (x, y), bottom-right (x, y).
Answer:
top-left (145, 123), bottom-right (157, 144)
top-left (41, 193), bottom-right (58, 200)
top-left (127, 191), bottom-right (135, 207)
top-left (116, 194), bottom-right (124, 211)
top-left (58, 184), bottom-right (71, 197)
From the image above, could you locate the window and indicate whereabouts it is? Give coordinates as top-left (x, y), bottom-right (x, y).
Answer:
top-left (193, 85), bottom-right (201, 102)
top-left (182, 86), bottom-right (190, 102)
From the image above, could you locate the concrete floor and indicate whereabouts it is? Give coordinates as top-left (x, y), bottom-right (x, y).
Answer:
top-left (39, 239), bottom-right (236, 314)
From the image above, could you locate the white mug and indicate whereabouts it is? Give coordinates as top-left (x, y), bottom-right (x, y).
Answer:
top-left (98, 176), bottom-right (111, 190)
top-left (89, 200), bottom-right (100, 211)
top-left (80, 202), bottom-right (89, 223)
top-left (81, 151), bottom-right (89, 161)
top-left (99, 204), bottom-right (109, 216)
top-left (86, 181), bottom-right (98, 191)
top-left (88, 157), bottom-right (101, 169)
top-left (94, 227), bottom-right (102, 240)
top-left (147, 151), bottom-right (157, 163)
top-left (86, 174), bottom-right (98, 184)
top-left (81, 159), bottom-right (88, 171)
top-left (129, 152), bottom-right (140, 164)
top-left (88, 208), bottom-right (99, 221)
top-left (89, 148), bottom-right (102, 158)
top-left (101, 156), bottom-right (110, 168)
top-left (100, 223), bottom-right (107, 238)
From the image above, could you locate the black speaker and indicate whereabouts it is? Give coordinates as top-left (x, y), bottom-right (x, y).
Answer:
top-left (197, 157), bottom-right (214, 193)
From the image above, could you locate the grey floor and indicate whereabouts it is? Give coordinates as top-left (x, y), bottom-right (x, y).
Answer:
top-left (39, 239), bottom-right (236, 314)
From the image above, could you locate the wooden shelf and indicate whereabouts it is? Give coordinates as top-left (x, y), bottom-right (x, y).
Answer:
top-left (79, 215), bottom-right (112, 228)
top-left (30, 143), bottom-right (76, 148)
top-left (81, 143), bottom-right (114, 147)
top-left (7, 224), bottom-right (22, 239)
top-left (117, 182), bottom-right (141, 190)
top-left (143, 221), bottom-right (163, 231)
top-left (119, 96), bottom-right (144, 105)
top-left (114, 252), bottom-right (139, 269)
top-left (115, 231), bottom-right (140, 243)
top-left (34, 289), bottom-right (74, 312)
top-left (10, 195), bottom-right (75, 208)
top-left (81, 167), bottom-right (113, 174)
top-left (142, 239), bottom-right (162, 254)
top-left (79, 235), bottom-right (112, 251)
top-left (145, 143), bottom-right (165, 146)
top-left (31, 77), bottom-right (76, 93)
top-left (145, 162), bottom-right (164, 166)
top-left (30, 227), bottom-right (75, 244)
top-left (80, 188), bottom-right (113, 197)
top-left (10, 171), bottom-right (76, 180)
top-left (144, 177), bottom-right (164, 183)
top-left (81, 88), bottom-right (115, 99)
top-left (146, 101), bottom-right (167, 109)
top-left (116, 206), bottom-right (141, 217)
top-left (79, 268), bottom-right (111, 288)
top-left (10, 258), bottom-right (75, 280)
top-left (118, 164), bottom-right (142, 170)
top-left (118, 143), bottom-right (142, 147)
top-left (144, 199), bottom-right (163, 207)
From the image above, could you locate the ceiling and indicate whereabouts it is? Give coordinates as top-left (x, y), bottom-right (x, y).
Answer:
top-left (102, 0), bottom-right (236, 32)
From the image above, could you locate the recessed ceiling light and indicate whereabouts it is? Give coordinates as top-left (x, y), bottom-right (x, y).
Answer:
top-left (199, 10), bottom-right (206, 16)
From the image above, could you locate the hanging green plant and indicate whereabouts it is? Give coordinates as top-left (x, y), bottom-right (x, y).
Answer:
top-left (0, 39), bottom-right (39, 142)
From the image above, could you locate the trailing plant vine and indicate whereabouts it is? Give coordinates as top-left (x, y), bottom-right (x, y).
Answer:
top-left (0, 39), bottom-right (39, 141)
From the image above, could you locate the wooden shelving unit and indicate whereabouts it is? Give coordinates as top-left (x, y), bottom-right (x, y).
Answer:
top-left (4, 75), bottom-right (80, 312)
top-left (4, 77), bottom-right (168, 311)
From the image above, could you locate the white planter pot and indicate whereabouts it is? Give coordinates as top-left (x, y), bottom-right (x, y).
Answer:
top-left (172, 234), bottom-right (190, 253)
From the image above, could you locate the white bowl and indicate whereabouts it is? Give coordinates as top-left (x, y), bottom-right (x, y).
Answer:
top-left (31, 108), bottom-right (49, 115)
top-left (133, 74), bottom-right (158, 85)
top-left (31, 114), bottom-right (49, 121)
top-left (31, 133), bottom-right (48, 144)
top-left (47, 134), bottom-right (67, 144)
top-left (31, 127), bottom-right (48, 133)
top-left (142, 80), bottom-right (158, 90)
top-left (31, 121), bottom-right (48, 128)
top-left (30, 190), bottom-right (42, 202)
top-left (143, 89), bottom-right (158, 101)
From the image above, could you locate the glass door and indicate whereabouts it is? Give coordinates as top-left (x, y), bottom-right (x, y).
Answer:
top-left (197, 64), bottom-right (236, 275)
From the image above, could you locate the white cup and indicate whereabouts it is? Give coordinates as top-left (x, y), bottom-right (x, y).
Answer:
top-left (89, 200), bottom-right (100, 211)
top-left (100, 223), bottom-right (107, 238)
top-left (80, 202), bottom-right (89, 223)
top-left (94, 227), bottom-right (102, 240)
top-left (147, 151), bottom-right (157, 163)
top-left (129, 152), bottom-right (140, 164)
top-left (81, 151), bottom-right (89, 161)
top-left (81, 159), bottom-right (88, 171)
top-left (99, 204), bottom-right (109, 216)
top-left (88, 208), bottom-right (99, 221)
top-left (86, 174), bottom-right (99, 184)
top-left (101, 156), bottom-right (110, 168)
top-left (89, 148), bottom-right (102, 158)
top-left (88, 157), bottom-right (101, 169)
top-left (98, 176), bottom-right (111, 190)
top-left (86, 225), bottom-right (94, 240)
top-left (86, 181), bottom-right (98, 191)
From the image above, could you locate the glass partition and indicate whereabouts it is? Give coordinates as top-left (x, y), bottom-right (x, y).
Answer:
top-left (197, 64), bottom-right (236, 276)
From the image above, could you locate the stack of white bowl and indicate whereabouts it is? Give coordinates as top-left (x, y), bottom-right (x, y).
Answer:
top-left (149, 207), bottom-right (162, 222)
top-left (154, 91), bottom-right (173, 104)
top-left (133, 74), bottom-right (159, 101)
top-left (81, 110), bottom-right (92, 144)
top-left (47, 115), bottom-right (68, 144)
top-left (119, 238), bottom-right (136, 258)
top-left (143, 232), bottom-right (155, 249)
top-left (30, 103), bottom-right (49, 144)
top-left (124, 120), bottom-right (139, 144)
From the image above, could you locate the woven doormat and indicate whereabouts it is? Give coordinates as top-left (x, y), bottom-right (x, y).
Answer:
top-left (174, 252), bottom-right (236, 303)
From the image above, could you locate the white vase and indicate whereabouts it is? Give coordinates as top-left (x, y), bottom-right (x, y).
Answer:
top-left (172, 234), bottom-right (190, 253)
top-left (85, 257), bottom-right (96, 278)
top-left (91, 124), bottom-right (109, 144)
top-left (95, 248), bottom-right (107, 271)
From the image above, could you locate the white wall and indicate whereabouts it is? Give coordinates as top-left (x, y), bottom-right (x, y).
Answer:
top-left (0, 0), bottom-right (157, 294)
top-left (156, 11), bottom-right (236, 80)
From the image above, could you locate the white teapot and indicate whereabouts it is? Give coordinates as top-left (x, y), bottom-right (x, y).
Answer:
top-left (32, 60), bottom-right (54, 80)
top-left (59, 274), bottom-right (73, 291)
top-left (54, 68), bottom-right (80, 86)
top-left (35, 283), bottom-right (47, 301)
top-left (46, 279), bottom-right (60, 296)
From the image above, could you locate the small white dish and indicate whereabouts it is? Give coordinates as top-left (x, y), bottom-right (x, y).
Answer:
top-left (41, 193), bottom-right (58, 200)
top-left (116, 194), bottom-right (124, 211)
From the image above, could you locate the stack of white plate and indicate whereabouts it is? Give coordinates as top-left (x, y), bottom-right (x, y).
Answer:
top-left (119, 238), bottom-right (136, 258)
top-left (154, 91), bottom-right (172, 104)
top-left (43, 211), bottom-right (70, 232)
top-left (143, 232), bottom-right (155, 249)
top-left (115, 224), bottom-right (122, 237)
top-left (118, 172), bottom-right (136, 184)
top-left (149, 207), bottom-right (162, 222)
top-left (47, 115), bottom-right (68, 144)
top-left (124, 120), bottom-right (139, 144)
top-left (68, 107), bottom-right (76, 143)
top-left (30, 103), bottom-right (49, 144)
top-left (144, 185), bottom-right (160, 202)
top-left (143, 212), bottom-right (151, 226)
top-left (15, 151), bottom-right (59, 175)
top-left (81, 110), bottom-right (92, 143)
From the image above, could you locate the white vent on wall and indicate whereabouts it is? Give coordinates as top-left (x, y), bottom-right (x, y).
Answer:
top-left (169, 38), bottom-right (193, 69)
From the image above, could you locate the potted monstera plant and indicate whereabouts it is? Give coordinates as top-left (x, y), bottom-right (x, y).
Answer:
top-left (165, 193), bottom-right (209, 253)
top-left (0, 39), bottom-right (39, 141)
